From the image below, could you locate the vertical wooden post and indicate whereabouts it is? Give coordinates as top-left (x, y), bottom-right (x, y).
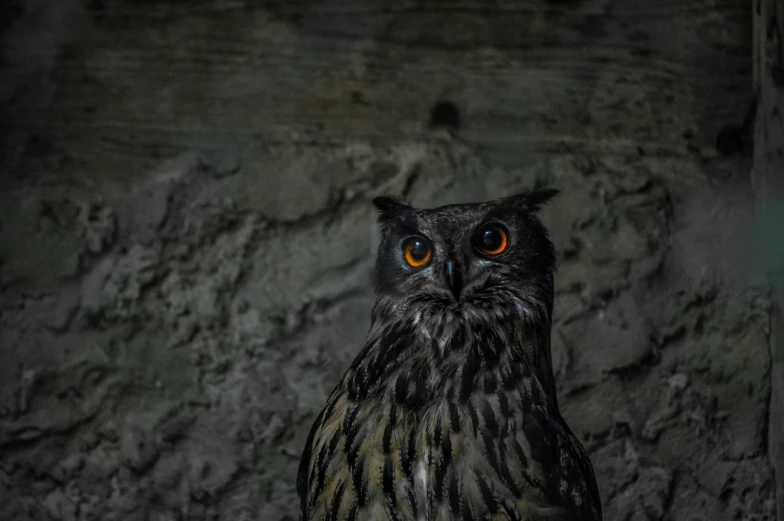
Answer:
top-left (753, 0), bottom-right (784, 518)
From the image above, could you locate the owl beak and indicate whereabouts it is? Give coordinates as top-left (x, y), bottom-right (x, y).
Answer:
top-left (446, 260), bottom-right (463, 300)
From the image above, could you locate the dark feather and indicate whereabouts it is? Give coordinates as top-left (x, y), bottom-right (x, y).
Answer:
top-left (372, 196), bottom-right (411, 224)
top-left (526, 188), bottom-right (561, 210)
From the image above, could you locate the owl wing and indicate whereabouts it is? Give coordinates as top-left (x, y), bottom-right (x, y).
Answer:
top-left (297, 390), bottom-right (357, 521)
top-left (298, 386), bottom-right (424, 521)
top-left (424, 386), bottom-right (601, 521)
top-left (296, 402), bottom-right (324, 519)
top-left (518, 404), bottom-right (603, 520)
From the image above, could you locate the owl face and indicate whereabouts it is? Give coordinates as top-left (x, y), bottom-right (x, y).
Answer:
top-left (372, 190), bottom-right (559, 328)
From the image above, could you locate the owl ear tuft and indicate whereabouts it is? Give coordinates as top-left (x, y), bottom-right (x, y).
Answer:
top-left (525, 188), bottom-right (560, 210)
top-left (501, 188), bottom-right (560, 213)
top-left (372, 196), bottom-right (411, 224)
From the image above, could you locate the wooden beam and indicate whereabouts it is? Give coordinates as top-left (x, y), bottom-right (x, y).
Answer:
top-left (0, 0), bottom-right (752, 172)
top-left (753, 0), bottom-right (784, 518)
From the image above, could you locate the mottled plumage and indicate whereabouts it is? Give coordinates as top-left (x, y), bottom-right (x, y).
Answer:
top-left (297, 190), bottom-right (602, 521)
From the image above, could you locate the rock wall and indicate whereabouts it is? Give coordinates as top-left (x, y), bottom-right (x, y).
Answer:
top-left (0, 1), bottom-right (777, 520)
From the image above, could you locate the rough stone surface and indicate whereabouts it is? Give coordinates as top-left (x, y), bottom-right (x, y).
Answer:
top-left (0, 1), bottom-right (776, 520)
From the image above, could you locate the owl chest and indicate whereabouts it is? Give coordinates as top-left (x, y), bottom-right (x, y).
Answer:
top-left (365, 397), bottom-right (525, 520)
top-left (336, 356), bottom-right (553, 519)
top-left (352, 404), bottom-right (463, 520)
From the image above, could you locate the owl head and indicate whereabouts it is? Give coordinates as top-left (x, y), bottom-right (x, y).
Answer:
top-left (371, 189), bottom-right (559, 332)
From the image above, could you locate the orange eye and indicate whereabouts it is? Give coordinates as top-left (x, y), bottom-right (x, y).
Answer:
top-left (402, 237), bottom-right (432, 267)
top-left (474, 224), bottom-right (509, 255)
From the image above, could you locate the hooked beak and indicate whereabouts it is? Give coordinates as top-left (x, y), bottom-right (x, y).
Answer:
top-left (446, 260), bottom-right (463, 300)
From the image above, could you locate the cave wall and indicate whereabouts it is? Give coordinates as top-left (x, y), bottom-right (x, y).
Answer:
top-left (0, 1), bottom-right (777, 520)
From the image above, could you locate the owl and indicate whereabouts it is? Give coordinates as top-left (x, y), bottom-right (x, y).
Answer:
top-left (297, 189), bottom-right (602, 521)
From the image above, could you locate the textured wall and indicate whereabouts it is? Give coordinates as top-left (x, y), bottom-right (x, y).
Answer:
top-left (0, 1), bottom-right (777, 520)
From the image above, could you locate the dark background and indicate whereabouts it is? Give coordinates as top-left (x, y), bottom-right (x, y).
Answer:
top-left (1, 0), bottom-right (782, 520)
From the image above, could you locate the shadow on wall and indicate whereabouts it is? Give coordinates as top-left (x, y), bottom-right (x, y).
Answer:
top-left (0, 0), bottom-right (85, 103)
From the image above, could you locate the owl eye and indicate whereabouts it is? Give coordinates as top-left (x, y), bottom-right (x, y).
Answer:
top-left (402, 236), bottom-right (433, 267)
top-left (473, 224), bottom-right (509, 255)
